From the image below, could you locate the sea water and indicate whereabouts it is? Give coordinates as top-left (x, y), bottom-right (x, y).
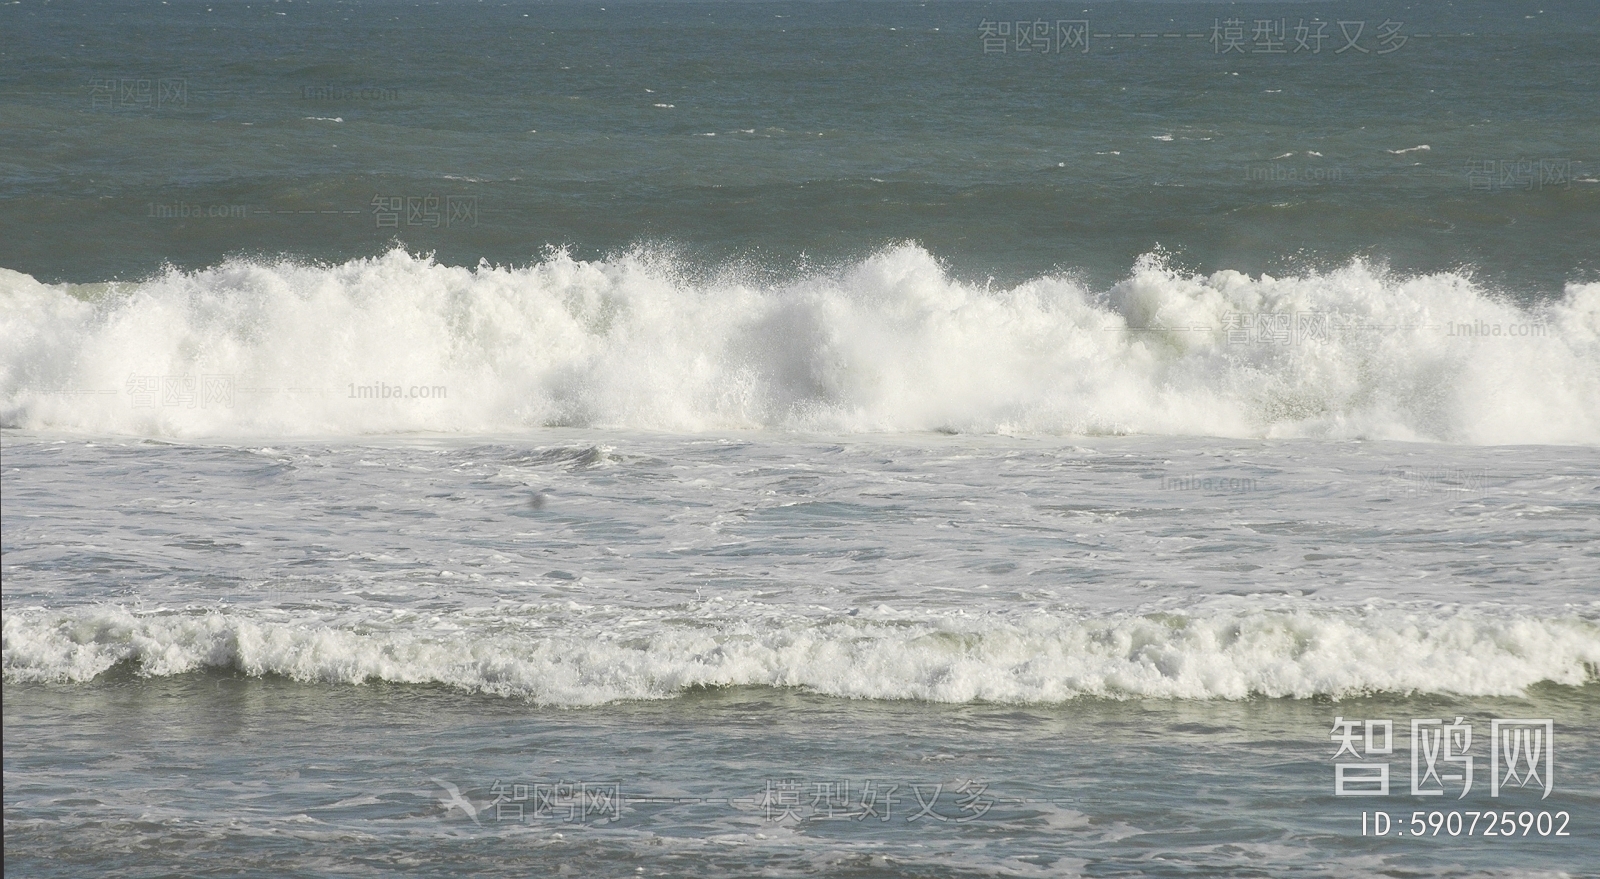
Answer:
top-left (3, 1), bottom-right (1598, 876)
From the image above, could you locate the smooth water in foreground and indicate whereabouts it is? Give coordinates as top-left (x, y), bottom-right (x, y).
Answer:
top-left (6, 675), bottom-right (1598, 878)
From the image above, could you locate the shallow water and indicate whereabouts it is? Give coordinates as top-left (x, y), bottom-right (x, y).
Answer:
top-left (5, 431), bottom-right (1598, 875)
top-left (6, 675), bottom-right (1597, 878)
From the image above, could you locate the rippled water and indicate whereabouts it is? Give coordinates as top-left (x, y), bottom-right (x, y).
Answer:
top-left (3, 0), bottom-right (1596, 293)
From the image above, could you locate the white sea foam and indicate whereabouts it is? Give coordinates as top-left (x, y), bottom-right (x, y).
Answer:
top-left (4, 602), bottom-right (1596, 704)
top-left (3, 246), bottom-right (1598, 442)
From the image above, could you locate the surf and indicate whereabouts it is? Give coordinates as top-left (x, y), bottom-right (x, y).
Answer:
top-left (3, 245), bottom-right (1597, 443)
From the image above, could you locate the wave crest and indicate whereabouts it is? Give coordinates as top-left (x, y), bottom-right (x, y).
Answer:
top-left (3, 246), bottom-right (1598, 442)
top-left (5, 603), bottom-right (1597, 704)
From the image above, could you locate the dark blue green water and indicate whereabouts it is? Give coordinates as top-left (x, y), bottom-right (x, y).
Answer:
top-left (2, 0), bottom-right (1596, 294)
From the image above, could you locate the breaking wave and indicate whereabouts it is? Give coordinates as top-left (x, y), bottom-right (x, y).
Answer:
top-left (3, 245), bottom-right (1599, 442)
top-left (5, 601), bottom-right (1597, 704)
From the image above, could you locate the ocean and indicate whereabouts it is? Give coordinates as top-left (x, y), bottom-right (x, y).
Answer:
top-left (2, 0), bottom-right (1598, 876)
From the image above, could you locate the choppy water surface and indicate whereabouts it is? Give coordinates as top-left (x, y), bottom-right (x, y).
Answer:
top-left (4, 0), bottom-right (1599, 875)
top-left (5, 433), bottom-right (1599, 875)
